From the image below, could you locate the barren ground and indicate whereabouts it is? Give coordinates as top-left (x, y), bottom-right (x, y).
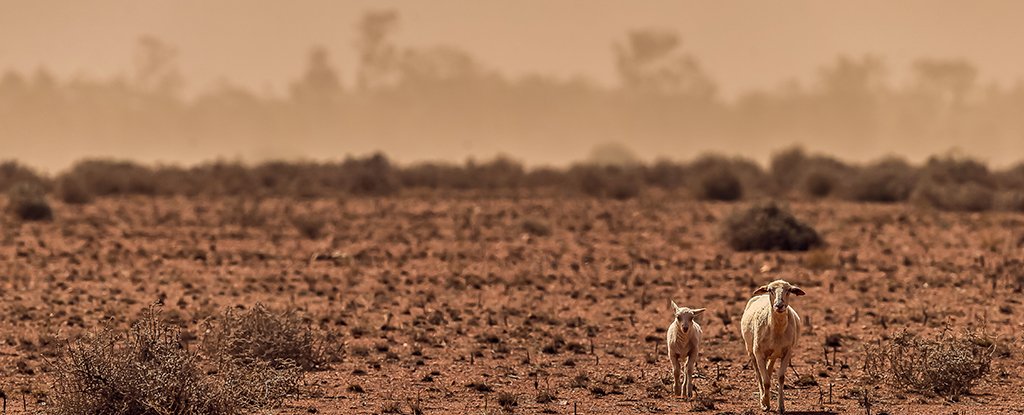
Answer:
top-left (1, 195), bottom-right (1022, 414)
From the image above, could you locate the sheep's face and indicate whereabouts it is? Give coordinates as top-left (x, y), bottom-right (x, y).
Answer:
top-left (671, 301), bottom-right (705, 333)
top-left (753, 280), bottom-right (805, 314)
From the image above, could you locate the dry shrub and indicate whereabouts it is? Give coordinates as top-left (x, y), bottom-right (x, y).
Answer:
top-left (722, 202), bottom-right (822, 251)
top-left (0, 160), bottom-right (47, 193)
top-left (63, 159), bottom-right (161, 196)
top-left (345, 153), bottom-right (400, 196)
top-left (521, 217), bottom-right (552, 237)
top-left (696, 165), bottom-right (742, 201)
top-left (55, 175), bottom-right (94, 204)
top-left (995, 190), bottom-right (1024, 212)
top-left (644, 160), bottom-right (687, 190)
top-left (204, 304), bottom-right (327, 371)
top-left (913, 181), bottom-right (994, 212)
top-left (874, 330), bottom-right (993, 398)
top-left (572, 165), bottom-right (642, 200)
top-left (844, 157), bottom-right (917, 202)
top-left (291, 214), bottom-right (327, 239)
top-left (6, 181), bottom-right (53, 221)
top-left (690, 155), bottom-right (771, 201)
top-left (911, 155), bottom-right (996, 212)
top-left (49, 306), bottom-right (300, 415)
top-left (770, 147), bottom-right (851, 198)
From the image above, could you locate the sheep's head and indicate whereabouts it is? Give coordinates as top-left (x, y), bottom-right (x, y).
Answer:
top-left (671, 301), bottom-right (705, 333)
top-left (753, 279), bottom-right (805, 314)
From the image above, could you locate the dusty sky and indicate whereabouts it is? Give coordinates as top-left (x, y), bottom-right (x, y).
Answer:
top-left (3, 0), bottom-right (1023, 96)
top-left (2, 1), bottom-right (1024, 170)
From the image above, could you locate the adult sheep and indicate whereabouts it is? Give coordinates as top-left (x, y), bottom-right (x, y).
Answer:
top-left (741, 279), bottom-right (805, 414)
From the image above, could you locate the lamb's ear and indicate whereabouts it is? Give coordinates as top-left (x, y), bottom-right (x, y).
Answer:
top-left (790, 287), bottom-right (806, 296)
top-left (753, 285), bottom-right (770, 295)
top-left (671, 300), bottom-right (680, 310)
top-left (691, 308), bottom-right (706, 315)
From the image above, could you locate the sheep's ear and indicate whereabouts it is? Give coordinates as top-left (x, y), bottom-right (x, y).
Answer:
top-left (753, 285), bottom-right (770, 295)
top-left (691, 308), bottom-right (705, 315)
top-left (671, 300), bottom-right (680, 310)
top-left (790, 287), bottom-right (806, 296)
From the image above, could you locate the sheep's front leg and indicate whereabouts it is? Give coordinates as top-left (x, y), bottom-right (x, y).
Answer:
top-left (671, 353), bottom-right (682, 396)
top-left (753, 353), bottom-right (770, 411)
top-left (777, 351), bottom-right (791, 414)
top-left (764, 357), bottom-right (777, 410)
top-left (684, 350), bottom-right (698, 398)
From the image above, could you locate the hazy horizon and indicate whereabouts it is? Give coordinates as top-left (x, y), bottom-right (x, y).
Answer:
top-left (3, 1), bottom-right (1024, 172)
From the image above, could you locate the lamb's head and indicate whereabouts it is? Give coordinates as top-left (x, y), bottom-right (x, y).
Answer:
top-left (671, 301), bottom-right (705, 333)
top-left (753, 279), bottom-right (805, 314)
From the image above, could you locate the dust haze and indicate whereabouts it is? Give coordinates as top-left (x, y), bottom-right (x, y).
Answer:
top-left (2, 1), bottom-right (1024, 172)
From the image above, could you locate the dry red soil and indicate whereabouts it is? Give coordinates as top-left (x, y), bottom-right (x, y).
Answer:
top-left (1, 196), bottom-right (1022, 414)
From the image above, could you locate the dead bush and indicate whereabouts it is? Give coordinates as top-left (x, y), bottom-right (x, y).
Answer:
top-left (204, 304), bottom-right (327, 371)
top-left (572, 165), bottom-right (642, 200)
top-left (345, 153), bottom-right (400, 196)
top-left (690, 155), bottom-right (771, 200)
top-left (844, 157), bottom-right (917, 202)
top-left (0, 160), bottom-right (47, 193)
top-left (913, 181), bottom-right (994, 212)
top-left (55, 175), bottom-right (94, 204)
top-left (696, 165), bottom-right (742, 201)
top-left (876, 330), bottom-right (994, 398)
top-left (995, 190), bottom-right (1024, 212)
top-left (770, 146), bottom-right (851, 198)
top-left (291, 214), bottom-right (327, 239)
top-left (911, 155), bottom-right (996, 212)
top-left (521, 217), bottom-right (553, 237)
top-left (63, 159), bottom-right (161, 196)
top-left (722, 202), bottom-right (823, 251)
top-left (644, 160), bottom-right (687, 189)
top-left (6, 181), bottom-right (53, 221)
top-left (49, 306), bottom-right (300, 415)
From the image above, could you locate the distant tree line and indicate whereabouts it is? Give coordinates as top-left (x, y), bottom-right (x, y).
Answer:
top-left (1, 11), bottom-right (1023, 168)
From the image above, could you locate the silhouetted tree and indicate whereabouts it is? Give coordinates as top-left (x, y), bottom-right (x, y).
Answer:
top-left (355, 10), bottom-right (401, 90)
top-left (290, 46), bottom-right (343, 107)
top-left (614, 29), bottom-right (716, 99)
top-left (913, 58), bottom-right (977, 107)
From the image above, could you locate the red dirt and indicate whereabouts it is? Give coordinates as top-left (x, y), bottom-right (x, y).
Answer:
top-left (1, 196), bottom-right (1022, 414)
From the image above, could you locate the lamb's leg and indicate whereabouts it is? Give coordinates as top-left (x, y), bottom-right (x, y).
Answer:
top-left (684, 350), bottom-right (698, 398)
top-left (671, 353), bottom-right (682, 396)
top-left (753, 353), bottom-right (770, 411)
top-left (777, 351), bottom-right (791, 414)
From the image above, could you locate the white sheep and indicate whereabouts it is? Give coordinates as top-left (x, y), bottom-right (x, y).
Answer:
top-left (741, 280), bottom-right (805, 414)
top-left (666, 301), bottom-right (705, 398)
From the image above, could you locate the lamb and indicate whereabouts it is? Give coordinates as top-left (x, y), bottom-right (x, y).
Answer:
top-left (666, 301), bottom-right (705, 398)
top-left (740, 280), bottom-right (805, 414)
